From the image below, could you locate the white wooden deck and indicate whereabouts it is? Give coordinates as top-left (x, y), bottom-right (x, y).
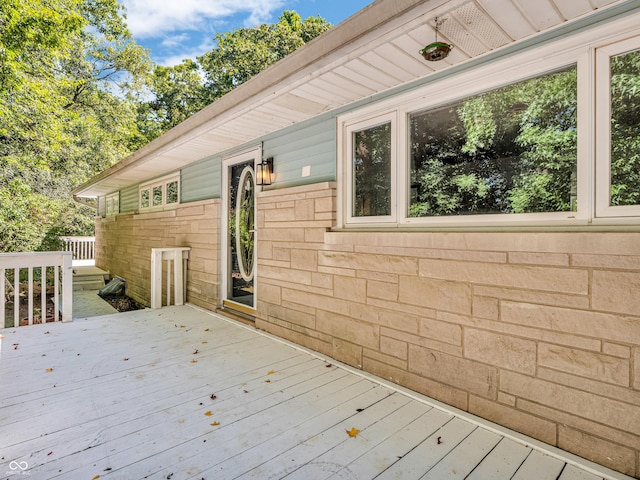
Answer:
top-left (0, 306), bottom-right (632, 480)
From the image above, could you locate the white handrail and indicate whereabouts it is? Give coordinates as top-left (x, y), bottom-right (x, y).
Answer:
top-left (0, 252), bottom-right (73, 327)
top-left (60, 236), bottom-right (95, 261)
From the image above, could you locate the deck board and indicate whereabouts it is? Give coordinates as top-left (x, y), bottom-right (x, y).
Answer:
top-left (0, 305), bottom-right (632, 480)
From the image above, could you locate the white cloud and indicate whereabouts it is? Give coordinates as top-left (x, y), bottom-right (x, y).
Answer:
top-left (120, 0), bottom-right (287, 39)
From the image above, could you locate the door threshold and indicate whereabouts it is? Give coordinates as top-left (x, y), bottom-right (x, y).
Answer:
top-left (216, 306), bottom-right (256, 327)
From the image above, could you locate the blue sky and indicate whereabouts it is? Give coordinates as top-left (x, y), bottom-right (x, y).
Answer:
top-left (119, 0), bottom-right (373, 66)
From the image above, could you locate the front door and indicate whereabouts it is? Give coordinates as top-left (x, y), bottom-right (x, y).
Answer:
top-left (222, 148), bottom-right (259, 315)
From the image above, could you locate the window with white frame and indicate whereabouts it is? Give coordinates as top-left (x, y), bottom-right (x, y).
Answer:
top-left (596, 37), bottom-right (640, 218)
top-left (139, 174), bottom-right (180, 211)
top-left (106, 192), bottom-right (119, 216)
top-left (338, 27), bottom-right (640, 228)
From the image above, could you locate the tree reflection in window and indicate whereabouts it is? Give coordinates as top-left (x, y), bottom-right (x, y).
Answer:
top-left (352, 122), bottom-right (391, 217)
top-left (409, 65), bottom-right (577, 216)
top-left (610, 48), bottom-right (640, 206)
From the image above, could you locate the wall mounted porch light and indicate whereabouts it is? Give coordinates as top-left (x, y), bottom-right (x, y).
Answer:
top-left (420, 17), bottom-right (453, 62)
top-left (256, 157), bottom-right (273, 186)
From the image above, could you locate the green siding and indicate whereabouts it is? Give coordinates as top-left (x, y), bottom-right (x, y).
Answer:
top-left (97, 196), bottom-right (106, 217)
top-left (263, 117), bottom-right (336, 189)
top-left (120, 184), bottom-right (139, 213)
top-left (181, 155), bottom-right (221, 203)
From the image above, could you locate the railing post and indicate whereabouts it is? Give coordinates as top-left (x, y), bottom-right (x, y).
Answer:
top-left (61, 252), bottom-right (73, 322)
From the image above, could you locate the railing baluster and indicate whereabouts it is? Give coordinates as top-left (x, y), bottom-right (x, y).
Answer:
top-left (54, 265), bottom-right (59, 322)
top-left (1, 267), bottom-right (5, 328)
top-left (28, 267), bottom-right (33, 326)
top-left (41, 266), bottom-right (47, 324)
top-left (13, 268), bottom-right (18, 328)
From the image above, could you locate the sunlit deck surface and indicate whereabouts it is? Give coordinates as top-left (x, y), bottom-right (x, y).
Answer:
top-left (0, 305), bottom-right (632, 480)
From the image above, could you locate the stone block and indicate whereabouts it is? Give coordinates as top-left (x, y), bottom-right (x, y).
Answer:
top-left (538, 343), bottom-right (630, 386)
top-left (399, 276), bottom-right (471, 315)
top-left (304, 227), bottom-right (327, 244)
top-left (377, 310), bottom-right (419, 334)
top-left (501, 301), bottom-right (640, 345)
top-left (363, 347), bottom-right (408, 369)
top-left (508, 251), bottom-right (569, 266)
top-left (558, 426), bottom-right (636, 476)
top-left (281, 288), bottom-right (349, 316)
top-left (380, 336), bottom-right (408, 360)
top-left (408, 344), bottom-right (497, 399)
top-left (602, 342), bottom-right (631, 359)
top-left (363, 357), bottom-right (468, 410)
top-left (572, 253), bottom-right (640, 270)
top-left (259, 283), bottom-right (282, 306)
top-left (367, 279), bottom-right (398, 302)
top-left (500, 371), bottom-right (640, 434)
top-left (592, 270), bottom-right (640, 316)
top-left (419, 259), bottom-right (588, 295)
top-left (294, 198), bottom-right (315, 220)
top-left (333, 275), bottom-right (367, 303)
top-left (311, 272), bottom-right (333, 289)
top-left (464, 329), bottom-right (536, 375)
top-left (316, 309), bottom-right (379, 350)
top-left (332, 338), bottom-right (363, 368)
top-left (472, 295), bottom-right (499, 320)
top-left (419, 318), bottom-right (462, 346)
top-left (314, 196), bottom-right (334, 213)
top-left (319, 251), bottom-right (419, 275)
top-left (469, 395), bottom-right (557, 445)
top-left (290, 249), bottom-right (318, 271)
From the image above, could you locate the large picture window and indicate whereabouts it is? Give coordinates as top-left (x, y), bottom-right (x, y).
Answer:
top-left (409, 66), bottom-right (577, 217)
top-left (339, 31), bottom-right (640, 228)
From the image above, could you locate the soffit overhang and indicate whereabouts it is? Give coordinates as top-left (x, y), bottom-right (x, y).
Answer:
top-left (73, 0), bottom-right (630, 197)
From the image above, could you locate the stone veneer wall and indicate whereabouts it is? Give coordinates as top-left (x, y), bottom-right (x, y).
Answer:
top-left (256, 182), bottom-right (640, 477)
top-left (95, 199), bottom-right (220, 310)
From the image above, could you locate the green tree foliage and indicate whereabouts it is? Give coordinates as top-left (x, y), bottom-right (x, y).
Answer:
top-left (139, 11), bottom-right (331, 141)
top-left (199, 11), bottom-right (331, 102)
top-left (0, 0), bottom-right (150, 252)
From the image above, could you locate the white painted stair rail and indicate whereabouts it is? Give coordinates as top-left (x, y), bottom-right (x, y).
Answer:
top-left (150, 247), bottom-right (191, 309)
top-left (0, 252), bottom-right (73, 327)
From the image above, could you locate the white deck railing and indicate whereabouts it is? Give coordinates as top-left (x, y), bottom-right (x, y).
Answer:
top-left (1, 252), bottom-right (73, 327)
top-left (60, 236), bottom-right (95, 261)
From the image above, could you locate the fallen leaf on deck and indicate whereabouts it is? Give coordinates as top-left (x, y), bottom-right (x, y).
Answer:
top-left (47, 451), bottom-right (52, 456)
top-left (346, 427), bottom-right (360, 438)
top-left (191, 359), bottom-right (198, 363)
top-left (267, 370), bottom-right (275, 375)
top-left (44, 331), bottom-right (50, 334)
top-left (202, 341), bottom-right (208, 344)
top-left (210, 394), bottom-right (217, 400)
top-left (13, 343), bottom-right (18, 350)
top-left (264, 379), bottom-right (271, 383)
top-left (204, 411), bottom-right (213, 416)
top-left (356, 408), bottom-right (364, 412)
top-left (92, 476), bottom-right (100, 480)
top-left (193, 349), bottom-right (199, 354)
top-left (325, 364), bottom-right (332, 368)
top-left (437, 436), bottom-right (442, 445)
top-left (210, 421), bottom-right (220, 426)
top-left (179, 325), bottom-right (186, 328)
top-left (46, 368), bottom-right (53, 373)
top-left (243, 390), bottom-right (249, 393)
top-left (204, 328), bottom-right (210, 332)
top-left (123, 358), bottom-right (129, 361)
